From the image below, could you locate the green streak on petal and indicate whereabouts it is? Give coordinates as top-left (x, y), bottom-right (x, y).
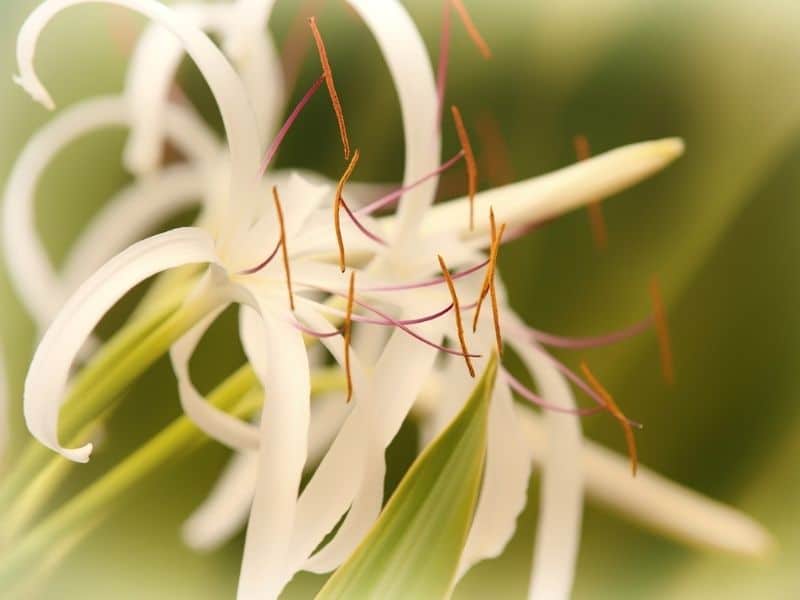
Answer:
top-left (316, 354), bottom-right (498, 600)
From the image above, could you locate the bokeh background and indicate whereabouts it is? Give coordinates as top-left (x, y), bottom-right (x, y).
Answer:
top-left (1, 0), bottom-right (799, 598)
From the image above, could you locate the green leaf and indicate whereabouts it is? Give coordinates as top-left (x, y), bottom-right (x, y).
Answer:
top-left (315, 354), bottom-right (498, 600)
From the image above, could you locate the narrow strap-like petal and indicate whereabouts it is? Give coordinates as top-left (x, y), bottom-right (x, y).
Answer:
top-left (16, 0), bottom-right (263, 239)
top-left (457, 376), bottom-right (532, 578)
top-left (237, 311), bottom-right (310, 600)
top-left (285, 305), bottom-right (374, 577)
top-left (124, 3), bottom-right (283, 173)
top-left (183, 449), bottom-right (258, 551)
top-left (24, 227), bottom-right (218, 463)
top-left (225, 0), bottom-right (277, 62)
top-left (410, 138), bottom-right (685, 244)
top-left (170, 302), bottom-right (261, 451)
top-left (347, 0), bottom-right (440, 246)
top-left (304, 320), bottom-right (442, 573)
top-left (2, 95), bottom-right (213, 330)
top-left (507, 317), bottom-right (584, 600)
top-left (517, 408), bottom-right (773, 558)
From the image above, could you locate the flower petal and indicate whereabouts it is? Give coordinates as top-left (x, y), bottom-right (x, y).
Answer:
top-left (413, 138), bottom-right (685, 244)
top-left (183, 449), bottom-right (258, 551)
top-left (347, 0), bottom-right (440, 244)
top-left (16, 0), bottom-right (263, 237)
top-left (284, 305), bottom-right (373, 577)
top-left (124, 3), bottom-right (283, 173)
top-left (62, 163), bottom-right (208, 291)
top-left (24, 227), bottom-right (217, 463)
top-left (237, 310), bottom-right (310, 599)
top-left (507, 321), bottom-right (584, 600)
top-left (225, 0), bottom-right (277, 63)
top-left (517, 408), bottom-right (773, 558)
top-left (2, 95), bottom-right (213, 330)
top-left (304, 321), bottom-right (442, 574)
top-left (457, 376), bottom-right (532, 578)
top-left (170, 297), bottom-right (260, 451)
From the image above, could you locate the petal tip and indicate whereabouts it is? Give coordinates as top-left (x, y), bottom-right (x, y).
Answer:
top-left (62, 442), bottom-right (93, 464)
top-left (652, 137), bottom-right (685, 162)
top-left (13, 73), bottom-right (55, 110)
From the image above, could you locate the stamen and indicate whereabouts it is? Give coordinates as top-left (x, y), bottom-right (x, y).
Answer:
top-left (291, 319), bottom-right (339, 338)
top-left (649, 277), bottom-right (675, 385)
top-left (272, 186), bottom-right (294, 310)
top-left (574, 135), bottom-right (608, 250)
top-left (435, 1), bottom-right (452, 128)
top-left (438, 254), bottom-right (476, 377)
top-left (280, 0), bottom-right (325, 93)
top-left (503, 368), bottom-right (605, 417)
top-left (476, 111), bottom-right (515, 185)
top-left (472, 208), bottom-right (500, 331)
top-left (308, 16), bottom-right (351, 160)
top-left (488, 225), bottom-right (506, 354)
top-left (260, 73), bottom-right (325, 176)
top-left (450, 0), bottom-right (492, 59)
top-left (302, 296), bottom-right (455, 328)
top-left (334, 149), bottom-right (361, 271)
top-left (364, 257), bottom-right (488, 292)
top-left (580, 362), bottom-right (639, 476)
top-left (358, 150), bottom-right (464, 215)
top-left (528, 316), bottom-right (653, 349)
top-left (451, 105), bottom-right (478, 230)
top-left (344, 271), bottom-right (355, 402)
top-left (339, 194), bottom-right (386, 245)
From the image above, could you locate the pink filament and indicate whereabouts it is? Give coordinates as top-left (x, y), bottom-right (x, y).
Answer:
top-left (259, 73), bottom-right (326, 176)
top-left (358, 150), bottom-right (465, 215)
top-left (435, 1), bottom-right (452, 129)
top-left (363, 258), bottom-right (489, 292)
top-left (528, 316), bottom-right (653, 350)
top-left (339, 195), bottom-right (387, 245)
top-left (238, 238), bottom-right (281, 275)
top-left (503, 368), bottom-right (605, 417)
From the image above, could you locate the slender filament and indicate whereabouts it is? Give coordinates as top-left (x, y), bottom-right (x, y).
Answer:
top-left (438, 254), bottom-right (475, 377)
top-left (334, 149), bottom-right (361, 271)
top-left (272, 186), bottom-right (294, 310)
top-left (451, 105), bottom-right (477, 230)
top-left (649, 277), bottom-right (675, 385)
top-left (344, 271), bottom-right (355, 402)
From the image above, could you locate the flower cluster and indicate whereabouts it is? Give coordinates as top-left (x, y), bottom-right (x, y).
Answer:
top-left (1, 0), bottom-right (771, 598)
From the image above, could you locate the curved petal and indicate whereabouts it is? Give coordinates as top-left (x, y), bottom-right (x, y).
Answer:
top-left (225, 0), bottom-right (277, 63)
top-left (24, 227), bottom-right (218, 463)
top-left (62, 163), bottom-right (207, 290)
top-left (411, 138), bottom-right (686, 244)
top-left (285, 305), bottom-right (374, 577)
top-left (2, 95), bottom-right (212, 330)
top-left (304, 320), bottom-right (442, 574)
top-left (183, 449), bottom-right (258, 551)
top-left (170, 301), bottom-right (261, 451)
top-left (507, 318), bottom-right (583, 600)
top-left (237, 310), bottom-right (310, 599)
top-left (347, 0), bottom-right (440, 245)
top-left (457, 375), bottom-right (532, 578)
top-left (124, 3), bottom-right (283, 173)
top-left (516, 408), bottom-right (773, 558)
top-left (16, 0), bottom-right (263, 238)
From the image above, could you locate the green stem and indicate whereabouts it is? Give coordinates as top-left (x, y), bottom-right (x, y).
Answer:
top-left (0, 283), bottom-right (215, 509)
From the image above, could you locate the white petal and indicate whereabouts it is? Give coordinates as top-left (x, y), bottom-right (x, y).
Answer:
top-left (124, 3), bottom-right (283, 173)
top-left (457, 378), bottom-right (532, 578)
top-left (62, 164), bottom-right (208, 290)
top-left (284, 306), bottom-right (373, 576)
top-left (410, 138), bottom-right (686, 244)
top-left (16, 0), bottom-right (263, 238)
top-left (183, 449), bottom-right (258, 551)
top-left (507, 320), bottom-right (583, 600)
top-left (516, 408), bottom-right (773, 558)
top-left (225, 0), bottom-right (277, 63)
top-left (237, 312), bottom-right (310, 600)
top-left (304, 321), bottom-right (442, 573)
top-left (2, 95), bottom-right (212, 331)
top-left (170, 298), bottom-right (260, 451)
top-left (24, 227), bottom-right (218, 463)
top-left (347, 0), bottom-right (440, 244)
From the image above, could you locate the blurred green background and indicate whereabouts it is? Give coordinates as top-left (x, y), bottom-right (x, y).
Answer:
top-left (1, 0), bottom-right (799, 598)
